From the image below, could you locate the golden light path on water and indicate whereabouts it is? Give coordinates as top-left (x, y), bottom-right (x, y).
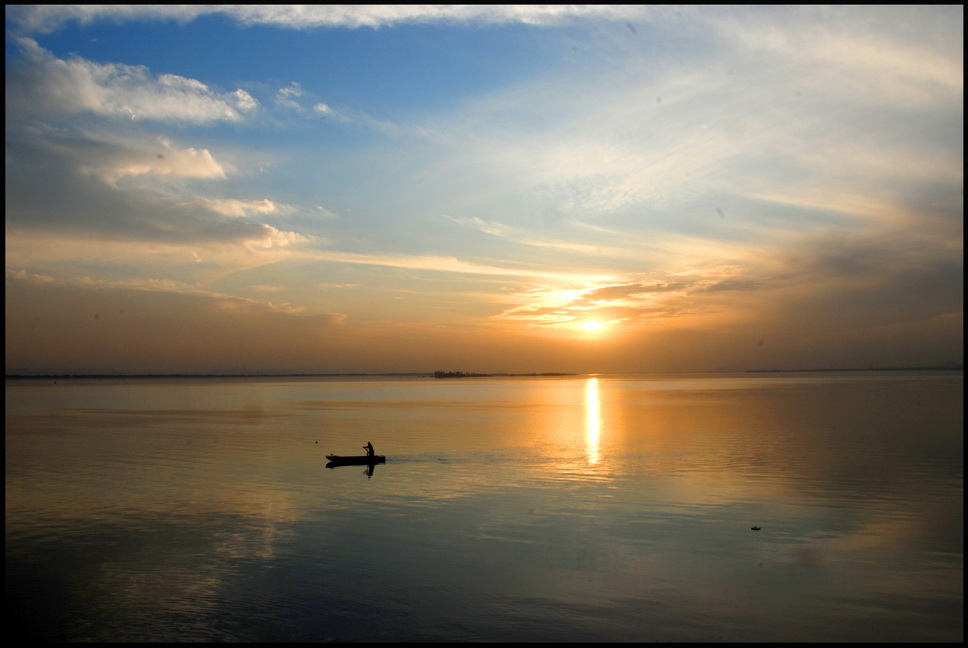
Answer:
top-left (584, 377), bottom-right (601, 465)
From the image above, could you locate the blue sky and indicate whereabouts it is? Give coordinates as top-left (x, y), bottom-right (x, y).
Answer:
top-left (5, 5), bottom-right (963, 374)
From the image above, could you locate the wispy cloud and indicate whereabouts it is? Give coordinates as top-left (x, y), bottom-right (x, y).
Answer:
top-left (197, 198), bottom-right (279, 218)
top-left (393, 6), bottom-right (961, 238)
top-left (6, 267), bottom-right (303, 313)
top-left (305, 250), bottom-right (593, 282)
top-left (494, 268), bottom-right (759, 330)
top-left (312, 101), bottom-right (399, 134)
top-left (443, 214), bottom-right (634, 258)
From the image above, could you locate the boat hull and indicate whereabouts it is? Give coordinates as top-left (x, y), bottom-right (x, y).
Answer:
top-left (325, 454), bottom-right (386, 465)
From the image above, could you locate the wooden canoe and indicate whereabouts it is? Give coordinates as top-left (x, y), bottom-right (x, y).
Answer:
top-left (325, 454), bottom-right (386, 465)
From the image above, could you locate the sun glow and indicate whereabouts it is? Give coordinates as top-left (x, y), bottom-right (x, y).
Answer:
top-left (579, 320), bottom-right (605, 332)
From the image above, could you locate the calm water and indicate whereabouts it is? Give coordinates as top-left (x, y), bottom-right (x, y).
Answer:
top-left (6, 372), bottom-right (963, 642)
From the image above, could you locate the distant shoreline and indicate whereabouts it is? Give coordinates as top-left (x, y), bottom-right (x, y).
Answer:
top-left (744, 364), bottom-right (963, 373)
top-left (3, 371), bottom-right (578, 380)
top-left (5, 366), bottom-right (961, 380)
top-left (5, 372), bottom-right (427, 380)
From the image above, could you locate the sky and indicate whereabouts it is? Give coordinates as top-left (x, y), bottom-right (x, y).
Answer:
top-left (5, 5), bottom-right (963, 375)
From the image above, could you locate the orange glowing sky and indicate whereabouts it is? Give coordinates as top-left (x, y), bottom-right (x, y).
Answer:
top-left (5, 5), bottom-right (963, 374)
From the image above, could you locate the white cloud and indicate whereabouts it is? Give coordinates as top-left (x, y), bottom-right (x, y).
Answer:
top-left (8, 5), bottom-right (656, 34)
top-left (248, 225), bottom-right (311, 249)
top-left (9, 38), bottom-right (260, 123)
top-left (80, 136), bottom-right (227, 186)
top-left (225, 5), bottom-right (650, 29)
top-left (4, 122), bottom-right (314, 254)
top-left (232, 89), bottom-right (259, 113)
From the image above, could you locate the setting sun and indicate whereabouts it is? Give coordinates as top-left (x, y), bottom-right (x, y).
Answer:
top-left (579, 321), bottom-right (606, 333)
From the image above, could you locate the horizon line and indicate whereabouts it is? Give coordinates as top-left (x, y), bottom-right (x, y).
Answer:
top-left (5, 364), bottom-right (963, 380)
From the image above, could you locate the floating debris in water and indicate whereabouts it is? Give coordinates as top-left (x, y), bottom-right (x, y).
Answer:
top-left (751, 526), bottom-right (761, 531)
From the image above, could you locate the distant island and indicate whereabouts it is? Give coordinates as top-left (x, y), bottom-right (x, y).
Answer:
top-left (433, 371), bottom-right (576, 378)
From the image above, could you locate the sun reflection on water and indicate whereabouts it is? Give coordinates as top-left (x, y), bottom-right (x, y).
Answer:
top-left (584, 377), bottom-right (601, 464)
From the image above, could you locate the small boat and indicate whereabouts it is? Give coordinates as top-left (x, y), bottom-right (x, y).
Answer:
top-left (326, 454), bottom-right (386, 465)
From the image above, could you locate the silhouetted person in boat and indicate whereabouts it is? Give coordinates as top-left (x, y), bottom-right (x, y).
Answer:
top-left (363, 442), bottom-right (375, 458)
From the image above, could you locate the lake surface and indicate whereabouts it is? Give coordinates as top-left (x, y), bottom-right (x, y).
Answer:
top-left (6, 372), bottom-right (963, 642)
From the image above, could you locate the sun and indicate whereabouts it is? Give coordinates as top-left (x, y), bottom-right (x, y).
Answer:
top-left (579, 320), bottom-right (606, 333)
